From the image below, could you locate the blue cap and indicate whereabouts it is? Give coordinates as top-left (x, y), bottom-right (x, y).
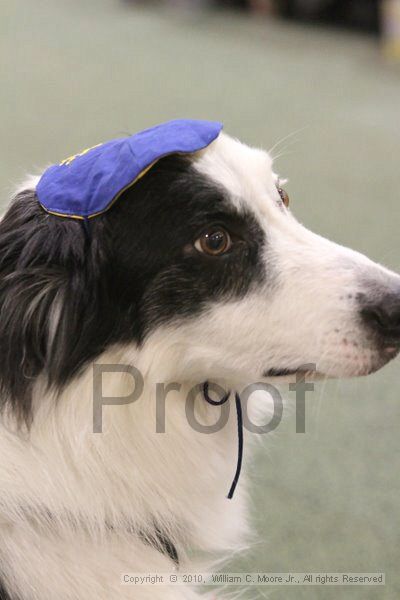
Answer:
top-left (36, 119), bottom-right (223, 219)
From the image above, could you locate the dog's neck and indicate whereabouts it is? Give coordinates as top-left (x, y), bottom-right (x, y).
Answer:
top-left (0, 346), bottom-right (250, 556)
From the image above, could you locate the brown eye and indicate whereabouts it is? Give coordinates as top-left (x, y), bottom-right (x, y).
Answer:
top-left (194, 228), bottom-right (232, 256)
top-left (277, 187), bottom-right (289, 208)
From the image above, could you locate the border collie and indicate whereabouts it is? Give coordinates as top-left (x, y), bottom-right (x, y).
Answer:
top-left (0, 123), bottom-right (399, 600)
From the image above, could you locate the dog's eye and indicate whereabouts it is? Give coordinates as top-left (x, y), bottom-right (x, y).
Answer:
top-left (194, 228), bottom-right (232, 256)
top-left (277, 187), bottom-right (289, 207)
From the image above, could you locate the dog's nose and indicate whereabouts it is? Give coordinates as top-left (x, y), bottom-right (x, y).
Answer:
top-left (361, 293), bottom-right (400, 343)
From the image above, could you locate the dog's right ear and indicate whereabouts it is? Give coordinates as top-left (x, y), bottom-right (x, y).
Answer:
top-left (0, 187), bottom-right (110, 424)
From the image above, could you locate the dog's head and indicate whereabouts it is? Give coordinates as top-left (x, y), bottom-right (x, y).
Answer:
top-left (1, 129), bottom-right (400, 421)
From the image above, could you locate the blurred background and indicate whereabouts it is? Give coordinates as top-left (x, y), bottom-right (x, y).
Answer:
top-left (1, 0), bottom-right (400, 598)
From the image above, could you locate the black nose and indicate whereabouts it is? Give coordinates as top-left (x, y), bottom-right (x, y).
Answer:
top-left (361, 294), bottom-right (400, 343)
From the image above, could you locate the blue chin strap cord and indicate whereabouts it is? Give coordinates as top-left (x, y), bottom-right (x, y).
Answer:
top-left (202, 382), bottom-right (244, 500)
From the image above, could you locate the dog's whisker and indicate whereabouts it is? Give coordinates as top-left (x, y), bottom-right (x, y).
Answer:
top-left (267, 125), bottom-right (308, 156)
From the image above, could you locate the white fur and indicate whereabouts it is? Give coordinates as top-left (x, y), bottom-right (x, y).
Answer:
top-left (0, 133), bottom-right (399, 599)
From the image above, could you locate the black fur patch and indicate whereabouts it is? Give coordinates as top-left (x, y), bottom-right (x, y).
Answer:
top-left (0, 577), bottom-right (13, 600)
top-left (0, 156), bottom-right (265, 421)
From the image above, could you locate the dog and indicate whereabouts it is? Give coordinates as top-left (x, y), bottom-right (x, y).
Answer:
top-left (0, 120), bottom-right (399, 599)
